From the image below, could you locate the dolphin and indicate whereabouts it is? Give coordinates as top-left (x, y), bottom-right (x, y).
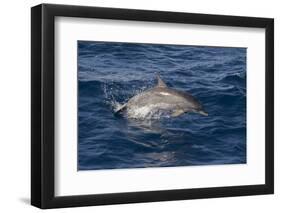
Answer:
top-left (115, 75), bottom-right (208, 119)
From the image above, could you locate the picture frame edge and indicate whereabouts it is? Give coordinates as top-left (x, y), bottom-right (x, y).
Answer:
top-left (31, 3), bottom-right (274, 209)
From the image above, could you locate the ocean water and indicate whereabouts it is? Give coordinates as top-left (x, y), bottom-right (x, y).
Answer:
top-left (78, 41), bottom-right (246, 170)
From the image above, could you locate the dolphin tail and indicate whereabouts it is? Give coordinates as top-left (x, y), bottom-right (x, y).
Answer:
top-left (114, 103), bottom-right (127, 114)
top-left (156, 74), bottom-right (168, 88)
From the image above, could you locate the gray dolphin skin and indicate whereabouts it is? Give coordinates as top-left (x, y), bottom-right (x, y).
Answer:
top-left (115, 75), bottom-right (208, 119)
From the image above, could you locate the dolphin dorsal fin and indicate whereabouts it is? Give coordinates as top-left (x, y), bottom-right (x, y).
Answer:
top-left (156, 75), bottom-right (168, 88)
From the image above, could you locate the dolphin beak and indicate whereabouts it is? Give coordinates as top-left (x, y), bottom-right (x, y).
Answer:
top-left (199, 110), bottom-right (208, 116)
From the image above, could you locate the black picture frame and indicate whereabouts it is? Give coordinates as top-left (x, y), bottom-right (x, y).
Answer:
top-left (31, 3), bottom-right (274, 209)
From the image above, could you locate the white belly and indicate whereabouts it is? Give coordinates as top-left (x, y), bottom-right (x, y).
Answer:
top-left (126, 103), bottom-right (173, 119)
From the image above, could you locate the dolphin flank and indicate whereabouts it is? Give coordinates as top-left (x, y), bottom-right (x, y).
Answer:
top-left (115, 75), bottom-right (208, 119)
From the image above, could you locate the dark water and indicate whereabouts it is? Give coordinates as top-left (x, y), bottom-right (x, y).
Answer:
top-left (78, 41), bottom-right (246, 170)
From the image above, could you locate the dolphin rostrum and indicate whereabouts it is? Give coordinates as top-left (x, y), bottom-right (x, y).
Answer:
top-left (115, 75), bottom-right (208, 119)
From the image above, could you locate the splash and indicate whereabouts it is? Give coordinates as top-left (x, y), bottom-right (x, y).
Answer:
top-left (102, 82), bottom-right (172, 120)
top-left (102, 83), bottom-right (125, 113)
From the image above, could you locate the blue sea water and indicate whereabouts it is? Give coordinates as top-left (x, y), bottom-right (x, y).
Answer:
top-left (78, 41), bottom-right (246, 170)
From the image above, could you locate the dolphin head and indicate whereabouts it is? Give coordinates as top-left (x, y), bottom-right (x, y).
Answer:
top-left (179, 91), bottom-right (208, 116)
top-left (189, 103), bottom-right (208, 116)
top-left (197, 109), bottom-right (209, 116)
top-left (191, 100), bottom-right (208, 116)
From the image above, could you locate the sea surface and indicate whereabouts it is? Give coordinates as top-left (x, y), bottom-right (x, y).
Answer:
top-left (78, 41), bottom-right (246, 170)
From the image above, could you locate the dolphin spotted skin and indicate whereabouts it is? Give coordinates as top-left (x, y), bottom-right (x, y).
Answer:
top-left (115, 75), bottom-right (208, 119)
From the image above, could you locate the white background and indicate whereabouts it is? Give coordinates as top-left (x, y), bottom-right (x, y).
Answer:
top-left (0, 0), bottom-right (279, 212)
top-left (55, 17), bottom-right (265, 196)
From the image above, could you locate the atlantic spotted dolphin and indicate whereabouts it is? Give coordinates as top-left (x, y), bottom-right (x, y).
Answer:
top-left (115, 75), bottom-right (208, 119)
